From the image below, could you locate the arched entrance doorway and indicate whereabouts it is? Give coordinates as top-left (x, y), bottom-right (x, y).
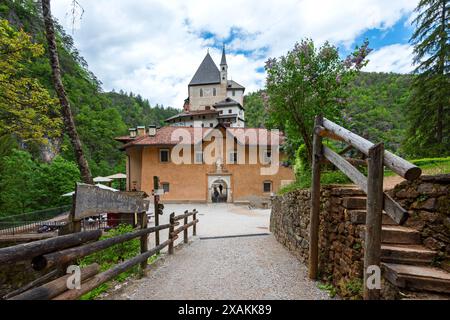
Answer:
top-left (210, 179), bottom-right (228, 203)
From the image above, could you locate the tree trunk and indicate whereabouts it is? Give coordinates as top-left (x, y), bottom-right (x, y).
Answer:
top-left (436, 0), bottom-right (447, 145)
top-left (41, 0), bottom-right (93, 184)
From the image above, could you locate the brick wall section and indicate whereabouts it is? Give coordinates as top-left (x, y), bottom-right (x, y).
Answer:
top-left (270, 186), bottom-right (367, 298)
top-left (389, 174), bottom-right (450, 271)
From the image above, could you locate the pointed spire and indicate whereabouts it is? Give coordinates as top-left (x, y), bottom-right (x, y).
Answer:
top-left (220, 44), bottom-right (227, 66)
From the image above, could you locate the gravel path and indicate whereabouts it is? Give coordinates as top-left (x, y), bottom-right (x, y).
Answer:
top-left (105, 204), bottom-right (331, 300)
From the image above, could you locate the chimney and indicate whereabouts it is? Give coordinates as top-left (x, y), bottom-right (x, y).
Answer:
top-left (137, 126), bottom-right (146, 137)
top-left (129, 128), bottom-right (137, 138)
top-left (148, 125), bottom-right (157, 137)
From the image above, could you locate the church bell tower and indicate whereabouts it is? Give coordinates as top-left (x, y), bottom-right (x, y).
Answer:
top-left (220, 45), bottom-right (228, 85)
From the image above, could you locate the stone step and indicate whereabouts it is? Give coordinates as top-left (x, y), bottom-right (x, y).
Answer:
top-left (382, 226), bottom-right (421, 245)
top-left (400, 292), bottom-right (450, 300)
top-left (381, 244), bottom-right (437, 266)
top-left (343, 197), bottom-right (367, 210)
top-left (383, 263), bottom-right (450, 294)
top-left (348, 210), bottom-right (397, 225)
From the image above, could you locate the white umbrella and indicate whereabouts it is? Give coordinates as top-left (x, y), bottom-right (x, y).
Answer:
top-left (106, 173), bottom-right (127, 180)
top-left (94, 176), bottom-right (113, 183)
top-left (95, 184), bottom-right (119, 192)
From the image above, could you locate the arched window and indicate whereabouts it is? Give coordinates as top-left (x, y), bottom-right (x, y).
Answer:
top-left (200, 89), bottom-right (204, 97)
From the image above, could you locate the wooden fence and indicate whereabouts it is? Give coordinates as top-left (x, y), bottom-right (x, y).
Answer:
top-left (0, 182), bottom-right (199, 300)
top-left (309, 115), bottom-right (422, 300)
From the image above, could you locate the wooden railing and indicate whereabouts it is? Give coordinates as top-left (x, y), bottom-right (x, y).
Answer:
top-left (0, 210), bottom-right (199, 300)
top-left (308, 115), bottom-right (422, 300)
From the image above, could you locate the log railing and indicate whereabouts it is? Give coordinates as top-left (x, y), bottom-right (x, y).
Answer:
top-left (168, 210), bottom-right (198, 254)
top-left (309, 116), bottom-right (422, 300)
top-left (0, 209), bottom-right (199, 300)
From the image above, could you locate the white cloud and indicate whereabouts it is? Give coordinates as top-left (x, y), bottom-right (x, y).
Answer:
top-left (364, 44), bottom-right (415, 73)
top-left (51, 0), bottom-right (418, 108)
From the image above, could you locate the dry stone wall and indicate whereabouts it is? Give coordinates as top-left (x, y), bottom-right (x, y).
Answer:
top-left (270, 186), bottom-right (367, 299)
top-left (389, 175), bottom-right (450, 272)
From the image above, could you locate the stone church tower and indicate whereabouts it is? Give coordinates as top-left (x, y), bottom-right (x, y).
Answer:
top-left (165, 46), bottom-right (246, 128)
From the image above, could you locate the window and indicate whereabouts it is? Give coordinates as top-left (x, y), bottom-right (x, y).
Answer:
top-left (213, 88), bottom-right (217, 96)
top-left (229, 151), bottom-right (238, 164)
top-left (220, 110), bottom-right (223, 114)
top-left (200, 89), bottom-right (204, 97)
top-left (162, 183), bottom-right (170, 193)
top-left (160, 149), bottom-right (170, 163)
top-left (195, 151), bottom-right (204, 164)
top-left (206, 106), bottom-right (211, 110)
top-left (232, 90), bottom-right (236, 96)
top-left (210, 123), bottom-right (214, 128)
top-left (264, 151), bottom-right (272, 164)
top-left (263, 181), bottom-right (272, 193)
top-left (229, 109), bottom-right (232, 114)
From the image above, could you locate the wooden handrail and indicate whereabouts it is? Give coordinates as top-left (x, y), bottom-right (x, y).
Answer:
top-left (32, 223), bottom-right (173, 271)
top-left (52, 239), bottom-right (172, 300)
top-left (173, 210), bottom-right (198, 222)
top-left (0, 230), bottom-right (102, 265)
top-left (321, 118), bottom-right (422, 181)
top-left (170, 220), bottom-right (199, 238)
top-left (323, 146), bottom-right (408, 225)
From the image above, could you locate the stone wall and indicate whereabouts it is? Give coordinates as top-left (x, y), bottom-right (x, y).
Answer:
top-left (389, 174), bottom-right (450, 272)
top-left (270, 186), bottom-right (367, 299)
top-left (271, 174), bottom-right (450, 299)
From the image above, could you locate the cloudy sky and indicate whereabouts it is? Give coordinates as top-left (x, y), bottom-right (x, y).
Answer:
top-left (52, 0), bottom-right (418, 108)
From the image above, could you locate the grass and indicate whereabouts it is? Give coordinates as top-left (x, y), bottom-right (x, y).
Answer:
top-left (280, 157), bottom-right (450, 195)
top-left (385, 157), bottom-right (450, 177)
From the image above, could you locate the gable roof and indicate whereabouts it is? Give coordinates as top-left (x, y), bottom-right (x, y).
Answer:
top-left (117, 125), bottom-right (285, 150)
top-left (214, 98), bottom-right (244, 110)
top-left (189, 53), bottom-right (221, 86)
top-left (165, 109), bottom-right (219, 122)
top-left (227, 80), bottom-right (245, 90)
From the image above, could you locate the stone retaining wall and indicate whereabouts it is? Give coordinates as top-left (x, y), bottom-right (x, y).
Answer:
top-left (270, 186), bottom-right (367, 299)
top-left (270, 174), bottom-right (450, 299)
top-left (389, 175), bottom-right (450, 271)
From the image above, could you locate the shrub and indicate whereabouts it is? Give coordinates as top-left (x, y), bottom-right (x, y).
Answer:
top-left (78, 224), bottom-right (141, 300)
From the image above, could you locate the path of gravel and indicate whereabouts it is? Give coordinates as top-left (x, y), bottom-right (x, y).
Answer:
top-left (107, 234), bottom-right (330, 300)
top-left (104, 204), bottom-right (330, 300)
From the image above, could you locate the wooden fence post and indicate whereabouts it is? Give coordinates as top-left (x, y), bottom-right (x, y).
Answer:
top-left (193, 210), bottom-right (197, 236)
top-left (139, 211), bottom-right (148, 274)
top-left (184, 210), bottom-right (189, 244)
top-left (364, 143), bottom-right (384, 300)
top-left (153, 176), bottom-right (160, 250)
top-left (309, 115), bottom-right (323, 280)
top-left (168, 213), bottom-right (175, 255)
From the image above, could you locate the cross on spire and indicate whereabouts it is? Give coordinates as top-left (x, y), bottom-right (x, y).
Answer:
top-left (221, 44), bottom-right (227, 66)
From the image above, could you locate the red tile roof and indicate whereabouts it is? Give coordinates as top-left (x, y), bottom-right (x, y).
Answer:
top-left (117, 126), bottom-right (285, 150)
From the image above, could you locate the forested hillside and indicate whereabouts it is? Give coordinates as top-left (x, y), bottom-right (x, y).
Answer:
top-left (0, 1), bottom-right (179, 216)
top-left (244, 72), bottom-right (413, 156)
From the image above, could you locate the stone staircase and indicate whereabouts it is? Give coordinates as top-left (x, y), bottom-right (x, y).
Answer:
top-left (343, 196), bottom-right (450, 299)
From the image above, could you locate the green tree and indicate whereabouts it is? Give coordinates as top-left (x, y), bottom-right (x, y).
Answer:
top-left (36, 156), bottom-right (80, 208)
top-left (0, 150), bottom-right (38, 215)
top-left (265, 39), bottom-right (371, 162)
top-left (405, 0), bottom-right (449, 157)
top-left (0, 19), bottom-right (62, 144)
top-left (244, 91), bottom-right (267, 128)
